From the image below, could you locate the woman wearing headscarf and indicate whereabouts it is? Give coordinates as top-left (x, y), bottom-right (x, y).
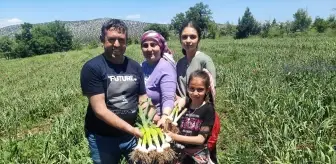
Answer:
top-left (140, 30), bottom-right (177, 126)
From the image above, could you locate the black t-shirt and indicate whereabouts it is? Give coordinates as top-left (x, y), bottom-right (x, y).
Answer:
top-left (80, 54), bottom-right (146, 137)
top-left (178, 102), bottom-right (215, 149)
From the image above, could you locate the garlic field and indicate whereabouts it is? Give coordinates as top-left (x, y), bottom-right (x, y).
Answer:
top-left (0, 36), bottom-right (335, 163)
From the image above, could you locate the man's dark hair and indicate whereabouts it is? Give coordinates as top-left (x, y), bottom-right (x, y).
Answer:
top-left (100, 19), bottom-right (128, 42)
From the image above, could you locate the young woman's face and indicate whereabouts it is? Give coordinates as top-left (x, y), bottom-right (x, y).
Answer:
top-left (181, 26), bottom-right (199, 52)
top-left (187, 77), bottom-right (208, 103)
top-left (141, 39), bottom-right (161, 64)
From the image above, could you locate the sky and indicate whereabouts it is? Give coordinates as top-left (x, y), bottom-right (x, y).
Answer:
top-left (0, 0), bottom-right (335, 28)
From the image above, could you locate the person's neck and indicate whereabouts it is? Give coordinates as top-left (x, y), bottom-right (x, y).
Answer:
top-left (104, 52), bottom-right (125, 64)
top-left (186, 49), bottom-right (197, 63)
top-left (147, 59), bottom-right (160, 66)
top-left (190, 100), bottom-right (205, 109)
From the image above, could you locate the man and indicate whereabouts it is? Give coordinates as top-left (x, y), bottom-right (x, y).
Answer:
top-left (80, 19), bottom-right (147, 164)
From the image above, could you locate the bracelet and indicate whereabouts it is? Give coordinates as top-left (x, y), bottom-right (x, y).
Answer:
top-left (162, 113), bottom-right (169, 116)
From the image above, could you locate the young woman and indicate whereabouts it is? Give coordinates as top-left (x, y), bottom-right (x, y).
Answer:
top-left (173, 20), bottom-right (220, 163)
top-left (175, 20), bottom-right (216, 109)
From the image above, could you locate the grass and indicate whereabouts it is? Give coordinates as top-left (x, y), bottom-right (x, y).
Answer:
top-left (0, 36), bottom-right (335, 163)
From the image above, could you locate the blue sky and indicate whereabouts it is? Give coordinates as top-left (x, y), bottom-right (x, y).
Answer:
top-left (0, 0), bottom-right (335, 28)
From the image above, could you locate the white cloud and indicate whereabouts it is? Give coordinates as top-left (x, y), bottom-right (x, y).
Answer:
top-left (125, 14), bottom-right (141, 19)
top-left (0, 18), bottom-right (23, 28)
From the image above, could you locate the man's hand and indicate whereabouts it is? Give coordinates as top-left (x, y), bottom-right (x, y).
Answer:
top-left (89, 94), bottom-right (142, 137)
top-left (132, 127), bottom-right (143, 138)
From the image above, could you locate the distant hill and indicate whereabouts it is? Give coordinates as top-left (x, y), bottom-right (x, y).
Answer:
top-left (0, 18), bottom-right (167, 43)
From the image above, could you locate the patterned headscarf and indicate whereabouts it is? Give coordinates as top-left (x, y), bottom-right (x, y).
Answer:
top-left (141, 30), bottom-right (172, 54)
top-left (141, 30), bottom-right (175, 66)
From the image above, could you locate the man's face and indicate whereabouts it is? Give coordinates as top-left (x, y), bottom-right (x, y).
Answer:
top-left (102, 27), bottom-right (127, 57)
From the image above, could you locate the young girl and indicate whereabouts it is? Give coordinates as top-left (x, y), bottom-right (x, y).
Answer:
top-left (167, 70), bottom-right (215, 164)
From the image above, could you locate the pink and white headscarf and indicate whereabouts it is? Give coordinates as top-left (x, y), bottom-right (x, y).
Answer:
top-left (141, 30), bottom-right (175, 66)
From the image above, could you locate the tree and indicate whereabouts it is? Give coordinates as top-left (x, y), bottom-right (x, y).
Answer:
top-left (185, 2), bottom-right (213, 38)
top-left (292, 8), bottom-right (312, 32)
top-left (313, 17), bottom-right (328, 33)
top-left (31, 24), bottom-right (57, 54)
top-left (143, 23), bottom-right (170, 40)
top-left (272, 19), bottom-right (277, 26)
top-left (9, 20), bottom-right (73, 59)
top-left (279, 21), bottom-right (292, 35)
top-left (251, 21), bottom-right (262, 35)
top-left (12, 41), bottom-right (33, 58)
top-left (14, 22), bottom-right (34, 58)
top-left (327, 15), bottom-right (336, 29)
top-left (170, 2), bottom-right (214, 38)
top-left (261, 20), bottom-right (271, 37)
top-left (207, 21), bottom-right (219, 39)
top-left (0, 36), bottom-right (15, 59)
top-left (15, 23), bottom-right (33, 42)
top-left (28, 21), bottom-right (72, 55)
top-left (261, 19), bottom-right (281, 38)
top-left (47, 21), bottom-right (73, 52)
top-left (235, 7), bottom-right (259, 39)
top-left (31, 36), bottom-right (57, 54)
top-left (170, 13), bottom-right (186, 34)
top-left (219, 22), bottom-right (237, 36)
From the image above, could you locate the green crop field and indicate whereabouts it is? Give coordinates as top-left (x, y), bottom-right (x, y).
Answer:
top-left (0, 36), bottom-right (335, 163)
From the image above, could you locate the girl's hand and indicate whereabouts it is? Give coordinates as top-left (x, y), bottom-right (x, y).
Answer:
top-left (166, 131), bottom-right (175, 140)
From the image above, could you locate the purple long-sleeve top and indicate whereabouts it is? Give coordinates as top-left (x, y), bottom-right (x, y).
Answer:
top-left (142, 58), bottom-right (177, 115)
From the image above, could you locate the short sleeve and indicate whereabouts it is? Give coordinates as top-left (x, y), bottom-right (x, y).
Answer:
top-left (80, 63), bottom-right (104, 96)
top-left (199, 104), bottom-right (215, 135)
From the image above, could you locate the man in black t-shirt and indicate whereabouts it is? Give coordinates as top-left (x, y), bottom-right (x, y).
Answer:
top-left (80, 19), bottom-right (148, 164)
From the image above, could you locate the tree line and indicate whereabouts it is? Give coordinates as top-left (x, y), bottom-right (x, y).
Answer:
top-left (0, 21), bottom-right (73, 59)
top-left (154, 3), bottom-right (336, 39)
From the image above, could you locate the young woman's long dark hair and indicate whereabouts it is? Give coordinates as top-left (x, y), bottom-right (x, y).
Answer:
top-left (179, 20), bottom-right (202, 56)
top-left (185, 70), bottom-right (214, 108)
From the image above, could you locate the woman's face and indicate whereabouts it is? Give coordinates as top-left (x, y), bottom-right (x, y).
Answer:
top-left (181, 26), bottom-right (199, 53)
top-left (141, 39), bottom-right (161, 64)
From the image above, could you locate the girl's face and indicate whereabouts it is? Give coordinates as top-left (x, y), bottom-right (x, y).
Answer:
top-left (141, 39), bottom-right (161, 64)
top-left (187, 77), bottom-right (208, 103)
top-left (181, 26), bottom-right (199, 53)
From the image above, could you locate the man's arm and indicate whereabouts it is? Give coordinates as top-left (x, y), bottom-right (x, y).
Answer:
top-left (89, 93), bottom-right (142, 138)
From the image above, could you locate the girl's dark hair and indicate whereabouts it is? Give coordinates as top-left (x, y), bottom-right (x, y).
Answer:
top-left (179, 20), bottom-right (201, 55)
top-left (186, 70), bottom-right (214, 107)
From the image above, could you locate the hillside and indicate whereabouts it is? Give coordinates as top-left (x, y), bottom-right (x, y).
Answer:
top-left (0, 18), bottom-right (163, 43)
